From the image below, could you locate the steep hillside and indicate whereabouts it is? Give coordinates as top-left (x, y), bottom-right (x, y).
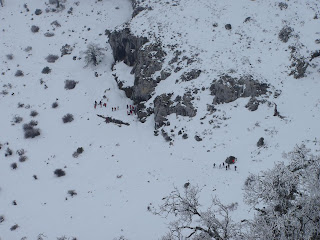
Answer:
top-left (0, 0), bottom-right (319, 239)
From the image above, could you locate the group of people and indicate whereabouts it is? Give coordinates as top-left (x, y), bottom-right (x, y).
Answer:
top-left (213, 162), bottom-right (237, 171)
top-left (94, 101), bottom-right (137, 116)
top-left (94, 100), bottom-right (119, 111)
top-left (127, 104), bottom-right (137, 115)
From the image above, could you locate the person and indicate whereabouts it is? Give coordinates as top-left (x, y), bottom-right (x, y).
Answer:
top-left (213, 163), bottom-right (216, 168)
top-left (235, 166), bottom-right (237, 171)
top-left (226, 166), bottom-right (228, 170)
top-left (127, 104), bottom-right (129, 109)
top-left (99, 101), bottom-right (102, 107)
top-left (94, 101), bottom-right (97, 109)
top-left (130, 110), bottom-right (132, 115)
top-left (223, 162), bottom-right (225, 166)
top-left (103, 103), bottom-right (106, 107)
top-left (112, 107), bottom-right (114, 111)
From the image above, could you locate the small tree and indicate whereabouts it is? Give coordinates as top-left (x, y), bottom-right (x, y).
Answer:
top-left (84, 43), bottom-right (105, 66)
top-left (152, 185), bottom-right (239, 240)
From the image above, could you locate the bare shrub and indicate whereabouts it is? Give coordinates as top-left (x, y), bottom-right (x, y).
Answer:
top-left (30, 110), bottom-right (39, 117)
top-left (11, 162), bottom-right (18, 169)
top-left (52, 102), bottom-right (59, 108)
top-left (68, 190), bottom-right (77, 197)
top-left (6, 54), bottom-right (13, 60)
top-left (46, 54), bottom-right (59, 63)
top-left (5, 148), bottom-right (13, 157)
top-left (54, 169), bottom-right (66, 177)
top-left (24, 128), bottom-right (41, 138)
top-left (72, 147), bottom-right (84, 158)
top-left (13, 115), bottom-right (23, 124)
top-left (15, 70), bottom-right (24, 77)
top-left (10, 224), bottom-right (19, 231)
top-left (16, 149), bottom-right (25, 156)
top-left (62, 113), bottom-right (74, 123)
top-left (19, 155), bottom-right (27, 162)
top-left (64, 80), bottom-right (78, 90)
top-left (42, 66), bottom-right (51, 74)
top-left (0, 215), bottom-right (4, 223)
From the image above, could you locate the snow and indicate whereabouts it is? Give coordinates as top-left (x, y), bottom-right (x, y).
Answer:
top-left (0, 0), bottom-right (320, 239)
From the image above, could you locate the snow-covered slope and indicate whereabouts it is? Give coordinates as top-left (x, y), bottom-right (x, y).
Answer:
top-left (0, 0), bottom-right (319, 239)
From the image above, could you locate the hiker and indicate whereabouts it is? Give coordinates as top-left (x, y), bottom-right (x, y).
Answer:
top-left (94, 101), bottom-right (97, 109)
top-left (112, 107), bottom-right (114, 111)
top-left (127, 104), bottom-right (129, 109)
top-left (226, 166), bottom-right (228, 170)
top-left (223, 162), bottom-right (225, 166)
top-left (213, 163), bottom-right (216, 168)
top-left (235, 166), bottom-right (237, 171)
top-left (99, 101), bottom-right (102, 107)
top-left (103, 103), bottom-right (106, 107)
top-left (130, 110), bottom-right (132, 115)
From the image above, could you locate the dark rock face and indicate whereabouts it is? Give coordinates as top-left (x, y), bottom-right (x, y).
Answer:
top-left (108, 28), bottom-right (167, 122)
top-left (257, 137), bottom-right (265, 147)
top-left (35, 9), bottom-right (42, 15)
top-left (131, 42), bottom-right (166, 103)
top-left (108, 28), bottom-right (148, 66)
top-left (210, 75), bottom-right (269, 104)
top-left (279, 26), bottom-right (294, 43)
top-left (153, 92), bottom-right (197, 128)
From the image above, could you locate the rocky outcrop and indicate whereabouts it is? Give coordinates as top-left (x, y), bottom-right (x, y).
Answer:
top-left (180, 69), bottom-right (201, 82)
top-left (210, 75), bottom-right (269, 104)
top-left (154, 92), bottom-right (197, 128)
top-left (108, 28), bottom-right (148, 66)
top-left (108, 28), bottom-right (166, 122)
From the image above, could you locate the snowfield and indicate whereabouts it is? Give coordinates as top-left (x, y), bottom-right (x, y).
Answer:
top-left (0, 0), bottom-right (320, 239)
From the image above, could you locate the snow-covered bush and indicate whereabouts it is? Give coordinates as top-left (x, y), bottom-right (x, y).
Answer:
top-left (84, 43), bottom-right (105, 66)
top-left (12, 115), bottom-right (23, 124)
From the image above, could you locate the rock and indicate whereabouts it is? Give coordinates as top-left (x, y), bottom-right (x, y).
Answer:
top-left (180, 69), bottom-right (201, 82)
top-left (244, 17), bottom-right (251, 23)
top-left (35, 9), bottom-right (42, 15)
top-left (194, 135), bottom-right (202, 141)
top-left (225, 24), bottom-right (232, 30)
top-left (257, 137), bottom-right (264, 147)
top-left (182, 133), bottom-right (188, 139)
top-left (108, 28), bottom-right (166, 112)
top-left (315, 39), bottom-right (320, 44)
top-left (153, 93), bottom-right (197, 128)
top-left (310, 50), bottom-right (320, 61)
top-left (289, 57), bottom-right (309, 79)
top-left (108, 28), bottom-right (148, 66)
top-left (210, 75), bottom-right (269, 104)
top-left (44, 32), bottom-right (54, 37)
top-left (279, 26), bottom-right (294, 43)
top-left (245, 97), bottom-right (260, 111)
top-left (31, 25), bottom-right (40, 33)
top-left (225, 156), bottom-right (237, 164)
